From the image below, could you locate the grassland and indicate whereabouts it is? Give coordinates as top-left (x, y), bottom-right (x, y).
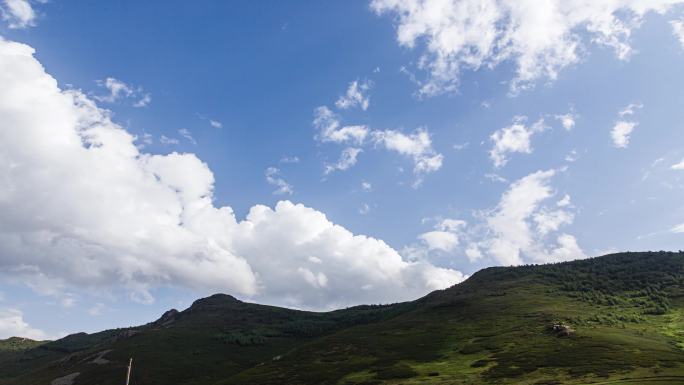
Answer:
top-left (1, 251), bottom-right (683, 385)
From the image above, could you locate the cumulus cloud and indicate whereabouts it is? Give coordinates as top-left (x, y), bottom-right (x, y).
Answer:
top-left (555, 112), bottom-right (577, 130)
top-left (314, 106), bottom-right (369, 144)
top-left (0, 308), bottom-right (47, 340)
top-left (481, 170), bottom-right (584, 265)
top-left (426, 170), bottom-right (584, 266)
top-left (1, 0), bottom-right (35, 29)
top-left (372, 128), bottom-right (444, 177)
top-left (371, 0), bottom-right (684, 95)
top-left (611, 103), bottom-right (642, 148)
top-left (265, 167), bottom-right (294, 195)
top-left (489, 117), bottom-right (545, 168)
top-left (324, 147), bottom-right (362, 174)
top-left (419, 219), bottom-right (466, 252)
top-left (0, 38), bottom-right (462, 309)
top-left (335, 80), bottom-right (372, 111)
top-left (313, 106), bottom-right (443, 183)
top-left (94, 77), bottom-right (151, 107)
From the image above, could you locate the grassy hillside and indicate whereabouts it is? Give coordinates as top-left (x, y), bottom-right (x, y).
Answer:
top-left (1, 251), bottom-right (683, 385)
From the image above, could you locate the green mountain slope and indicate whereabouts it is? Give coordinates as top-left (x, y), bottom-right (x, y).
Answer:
top-left (1, 252), bottom-right (684, 385)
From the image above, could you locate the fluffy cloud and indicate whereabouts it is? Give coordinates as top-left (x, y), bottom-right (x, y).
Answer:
top-left (611, 121), bottom-right (636, 148)
top-left (489, 117), bottom-right (545, 168)
top-left (671, 159), bottom-right (684, 170)
top-left (372, 0), bottom-right (684, 95)
top-left (0, 308), bottom-right (47, 340)
top-left (314, 106), bottom-right (369, 144)
top-left (482, 170), bottom-right (584, 265)
top-left (372, 128), bottom-right (444, 176)
top-left (672, 223), bottom-right (684, 233)
top-left (409, 170), bottom-right (582, 266)
top-left (314, 103), bottom-right (443, 182)
top-left (611, 103), bottom-right (642, 148)
top-left (94, 77), bottom-right (151, 107)
top-left (0, 37), bottom-right (462, 310)
top-left (335, 80), bottom-right (372, 111)
top-left (555, 112), bottom-right (577, 130)
top-left (1, 0), bottom-right (35, 29)
top-left (419, 219), bottom-right (466, 252)
top-left (325, 147), bottom-right (362, 174)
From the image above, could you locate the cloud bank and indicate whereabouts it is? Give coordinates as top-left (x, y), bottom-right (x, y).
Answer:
top-left (0, 37), bottom-right (464, 310)
top-left (372, 0), bottom-right (684, 95)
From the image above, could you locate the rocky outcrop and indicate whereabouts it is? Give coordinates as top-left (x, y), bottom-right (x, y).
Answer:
top-left (548, 323), bottom-right (575, 337)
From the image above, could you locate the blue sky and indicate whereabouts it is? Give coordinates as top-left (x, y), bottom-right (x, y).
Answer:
top-left (0, 0), bottom-right (683, 339)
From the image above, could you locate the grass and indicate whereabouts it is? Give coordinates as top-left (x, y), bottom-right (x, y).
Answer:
top-left (1, 251), bottom-right (683, 385)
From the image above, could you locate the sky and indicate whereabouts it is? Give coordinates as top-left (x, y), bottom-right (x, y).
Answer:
top-left (0, 0), bottom-right (683, 340)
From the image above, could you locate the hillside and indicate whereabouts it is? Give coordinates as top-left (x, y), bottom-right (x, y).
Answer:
top-left (1, 251), bottom-right (683, 385)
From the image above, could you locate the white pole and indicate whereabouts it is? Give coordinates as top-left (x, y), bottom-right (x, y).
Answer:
top-left (125, 358), bottom-right (132, 385)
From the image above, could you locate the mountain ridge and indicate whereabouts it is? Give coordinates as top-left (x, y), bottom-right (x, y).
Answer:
top-left (1, 251), bottom-right (683, 385)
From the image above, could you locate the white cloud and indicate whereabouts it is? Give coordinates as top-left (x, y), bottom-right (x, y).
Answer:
top-left (94, 77), bottom-right (150, 107)
top-left (453, 142), bottom-right (469, 150)
top-left (178, 128), bottom-right (196, 145)
top-left (372, 128), bottom-right (444, 178)
top-left (209, 119), bottom-right (223, 129)
top-left (611, 121), bottom-right (637, 148)
top-left (314, 106), bottom-right (369, 144)
top-left (611, 103), bottom-right (642, 148)
top-left (0, 37), bottom-right (464, 310)
top-left (0, 308), bottom-right (47, 340)
top-left (361, 181), bottom-right (372, 191)
top-left (464, 243), bottom-right (483, 262)
top-left (671, 19), bottom-right (684, 48)
top-left (489, 117), bottom-right (545, 168)
top-left (137, 133), bottom-right (153, 148)
top-left (372, 0), bottom-right (684, 95)
top-left (619, 102), bottom-right (643, 117)
top-left (548, 234), bottom-right (586, 262)
top-left (134, 93), bottom-right (152, 108)
top-left (313, 105), bottom-right (443, 184)
top-left (335, 80), bottom-right (372, 111)
top-left (557, 194), bottom-right (571, 207)
top-left (671, 159), bottom-right (684, 170)
top-left (555, 112), bottom-right (576, 130)
top-left (419, 231), bottom-right (458, 252)
top-left (1, 0), bottom-right (35, 29)
top-left (359, 203), bottom-right (371, 215)
top-left (418, 219), bottom-right (466, 252)
top-left (159, 135), bottom-right (179, 145)
top-left (485, 173), bottom-right (507, 183)
top-left (325, 147), bottom-right (362, 174)
top-left (265, 167), bottom-right (294, 195)
top-left (565, 149), bottom-right (579, 162)
top-left (477, 170), bottom-right (584, 265)
top-left (672, 223), bottom-right (684, 233)
top-left (280, 156), bottom-right (300, 164)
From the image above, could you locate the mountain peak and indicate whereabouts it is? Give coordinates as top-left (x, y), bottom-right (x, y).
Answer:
top-left (188, 293), bottom-right (242, 312)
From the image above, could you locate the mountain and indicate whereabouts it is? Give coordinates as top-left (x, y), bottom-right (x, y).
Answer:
top-left (1, 251), bottom-right (683, 385)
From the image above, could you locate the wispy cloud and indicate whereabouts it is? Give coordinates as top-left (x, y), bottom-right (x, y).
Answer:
top-left (265, 167), bottom-right (293, 195)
